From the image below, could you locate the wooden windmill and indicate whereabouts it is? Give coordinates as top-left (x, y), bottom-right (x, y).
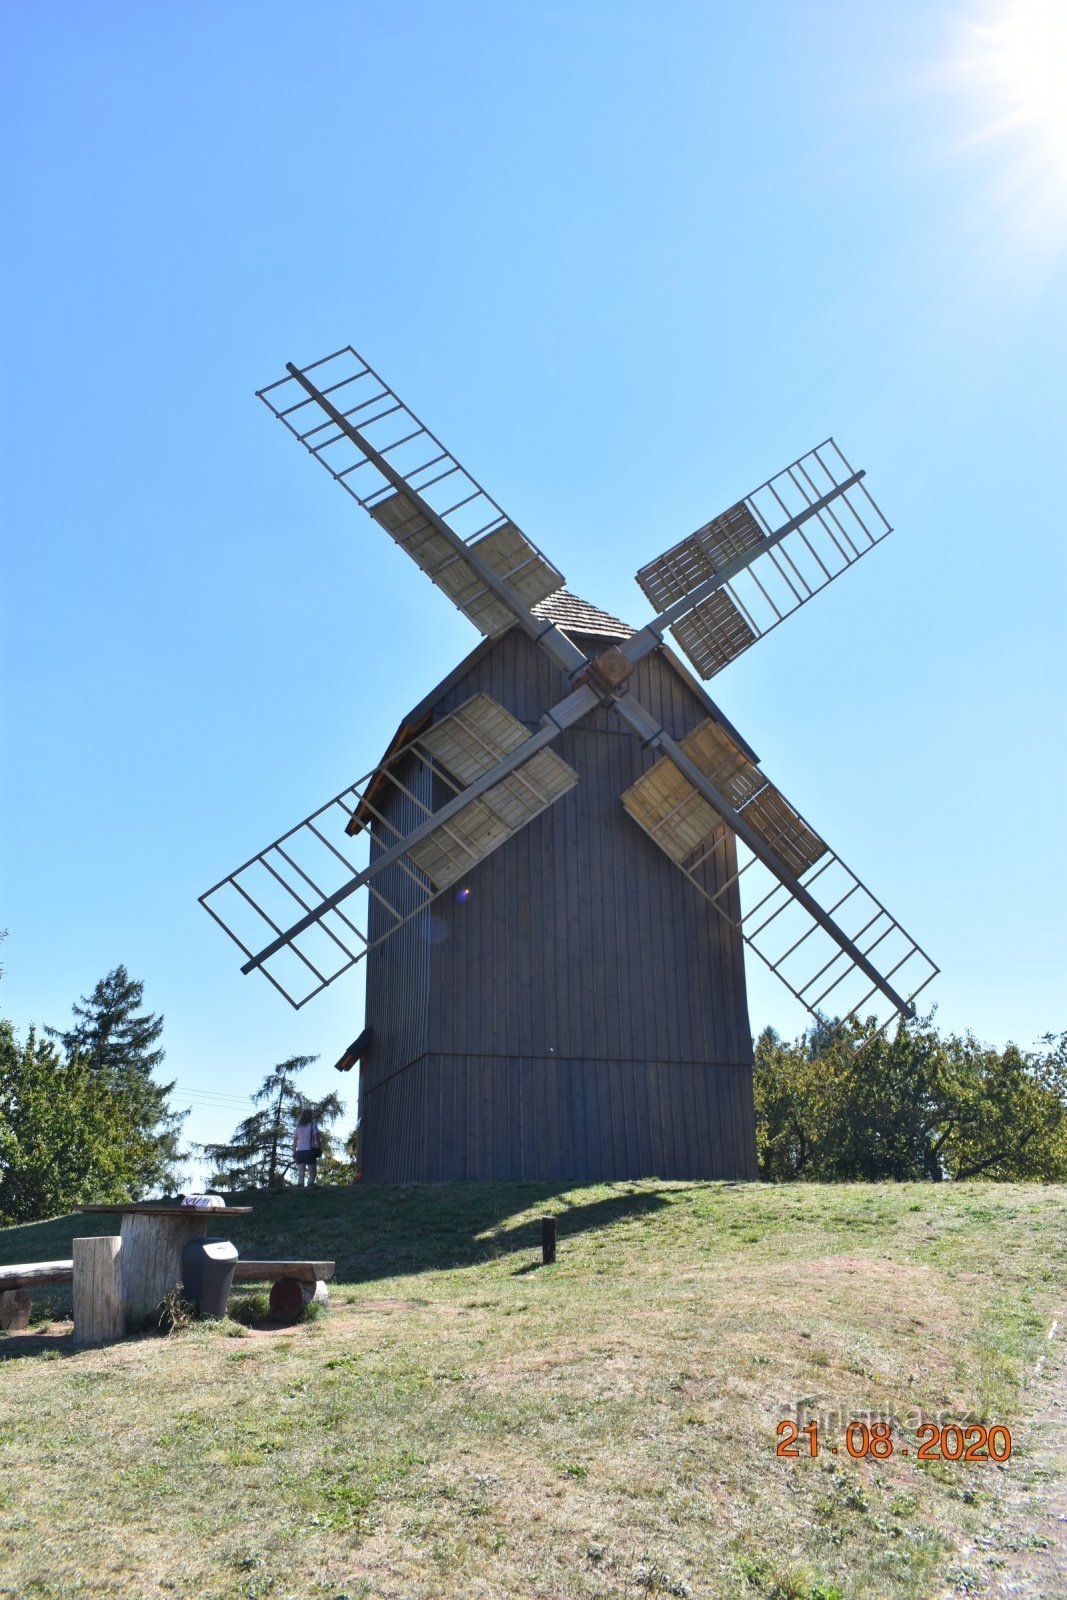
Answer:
top-left (201, 345), bottom-right (937, 1183)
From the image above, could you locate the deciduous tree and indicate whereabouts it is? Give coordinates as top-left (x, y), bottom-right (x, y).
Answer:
top-left (0, 1022), bottom-right (141, 1222)
top-left (753, 1017), bottom-right (1067, 1182)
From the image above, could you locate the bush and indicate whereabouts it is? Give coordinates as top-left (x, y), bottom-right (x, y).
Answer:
top-left (157, 1287), bottom-right (197, 1335)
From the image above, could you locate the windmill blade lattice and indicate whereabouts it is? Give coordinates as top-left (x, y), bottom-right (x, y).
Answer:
top-left (258, 347), bottom-right (566, 638)
top-left (202, 340), bottom-right (937, 1046)
top-left (199, 695), bottom-right (578, 1008)
top-left (622, 719), bottom-right (937, 1031)
top-left (635, 440), bottom-right (892, 679)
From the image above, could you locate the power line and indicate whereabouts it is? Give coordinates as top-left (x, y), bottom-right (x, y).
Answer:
top-left (172, 1084), bottom-right (254, 1107)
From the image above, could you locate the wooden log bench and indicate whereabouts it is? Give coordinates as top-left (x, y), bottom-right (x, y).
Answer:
top-left (0, 1256), bottom-right (337, 1333)
top-left (232, 1260), bottom-right (335, 1323)
top-left (0, 1261), bottom-right (75, 1331)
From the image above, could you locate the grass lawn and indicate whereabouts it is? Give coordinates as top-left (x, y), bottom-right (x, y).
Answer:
top-left (0, 1180), bottom-right (1064, 1600)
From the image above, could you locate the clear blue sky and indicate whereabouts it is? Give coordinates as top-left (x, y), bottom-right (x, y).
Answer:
top-left (3, 0), bottom-right (1065, 1175)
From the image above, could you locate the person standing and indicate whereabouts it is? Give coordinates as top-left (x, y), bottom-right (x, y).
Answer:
top-left (292, 1107), bottom-right (322, 1188)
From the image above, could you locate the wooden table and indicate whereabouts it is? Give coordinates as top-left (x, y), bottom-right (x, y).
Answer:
top-left (77, 1204), bottom-right (252, 1328)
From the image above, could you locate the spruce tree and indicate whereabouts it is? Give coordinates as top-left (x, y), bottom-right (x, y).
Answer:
top-left (49, 964), bottom-right (164, 1072)
top-left (46, 965), bottom-right (186, 1196)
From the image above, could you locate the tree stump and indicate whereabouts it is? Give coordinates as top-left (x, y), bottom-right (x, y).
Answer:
top-left (73, 1236), bottom-right (124, 1346)
top-left (268, 1277), bottom-right (306, 1324)
top-left (267, 1276), bottom-right (327, 1323)
top-left (0, 1289), bottom-right (30, 1332)
top-left (119, 1211), bottom-right (208, 1329)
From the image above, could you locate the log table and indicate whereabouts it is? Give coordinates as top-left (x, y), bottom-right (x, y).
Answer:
top-left (77, 1204), bottom-right (252, 1329)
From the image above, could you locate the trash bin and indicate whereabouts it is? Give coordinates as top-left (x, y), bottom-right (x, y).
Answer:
top-left (181, 1237), bottom-right (238, 1319)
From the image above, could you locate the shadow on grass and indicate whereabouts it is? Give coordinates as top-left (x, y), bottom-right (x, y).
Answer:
top-left (332, 1184), bottom-right (672, 1285)
top-left (0, 1328), bottom-right (76, 1362)
top-left (0, 1181), bottom-right (674, 1291)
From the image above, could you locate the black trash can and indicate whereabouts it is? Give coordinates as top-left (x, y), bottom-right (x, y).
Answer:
top-left (181, 1237), bottom-right (238, 1319)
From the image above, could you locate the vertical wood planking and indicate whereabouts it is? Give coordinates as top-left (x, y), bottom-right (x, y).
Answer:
top-left (369, 1055), bottom-right (754, 1181)
top-left (362, 629), bottom-right (757, 1184)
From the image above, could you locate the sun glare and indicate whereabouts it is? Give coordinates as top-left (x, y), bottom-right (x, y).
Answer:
top-left (949, 0), bottom-right (1067, 255)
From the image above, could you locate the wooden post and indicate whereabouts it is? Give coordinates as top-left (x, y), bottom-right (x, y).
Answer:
top-left (119, 1211), bottom-right (209, 1329)
top-left (0, 1290), bottom-right (30, 1332)
top-left (542, 1216), bottom-right (557, 1265)
top-left (268, 1277), bottom-right (305, 1324)
top-left (73, 1236), bottom-right (124, 1347)
top-left (265, 1276), bottom-right (329, 1323)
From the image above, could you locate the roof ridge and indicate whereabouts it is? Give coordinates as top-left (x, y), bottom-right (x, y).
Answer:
top-left (531, 587), bottom-right (633, 638)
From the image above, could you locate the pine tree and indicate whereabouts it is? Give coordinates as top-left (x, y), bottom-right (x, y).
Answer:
top-left (201, 1054), bottom-right (343, 1189)
top-left (46, 965), bottom-right (186, 1196)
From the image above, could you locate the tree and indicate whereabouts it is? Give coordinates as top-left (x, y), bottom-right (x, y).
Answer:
top-left (750, 1024), bottom-right (838, 1179)
top-left (0, 1021), bottom-right (142, 1222)
top-left (47, 964), bottom-right (164, 1072)
top-left (201, 1054), bottom-right (344, 1190)
top-left (46, 965), bottom-right (186, 1195)
top-left (316, 1124), bottom-right (362, 1186)
top-left (753, 1016), bottom-right (1067, 1183)
top-left (935, 1031), bottom-right (1067, 1180)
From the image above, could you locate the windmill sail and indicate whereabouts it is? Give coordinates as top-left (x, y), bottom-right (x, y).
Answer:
top-left (199, 695), bottom-right (577, 1008)
top-left (202, 341), bottom-right (937, 1055)
top-left (389, 692), bottom-right (578, 890)
top-left (635, 440), bottom-right (892, 678)
top-left (257, 347), bottom-right (566, 637)
top-left (621, 719), bottom-right (937, 1031)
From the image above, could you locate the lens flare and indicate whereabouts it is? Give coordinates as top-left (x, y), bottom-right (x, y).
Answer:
top-left (949, 0), bottom-right (1067, 256)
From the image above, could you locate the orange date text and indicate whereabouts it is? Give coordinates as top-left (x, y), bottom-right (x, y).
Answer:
top-left (776, 1419), bottom-right (1012, 1462)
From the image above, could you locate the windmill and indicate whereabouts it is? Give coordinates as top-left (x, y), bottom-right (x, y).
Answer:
top-left (200, 345), bottom-right (937, 1183)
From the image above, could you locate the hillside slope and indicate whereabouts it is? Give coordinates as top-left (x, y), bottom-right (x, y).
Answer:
top-left (1, 1179), bottom-right (1065, 1600)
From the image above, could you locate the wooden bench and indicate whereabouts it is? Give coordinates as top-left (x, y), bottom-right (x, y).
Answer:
top-left (0, 1261), bottom-right (75, 1331)
top-left (0, 1257), bottom-right (337, 1332)
top-left (232, 1260), bottom-right (336, 1322)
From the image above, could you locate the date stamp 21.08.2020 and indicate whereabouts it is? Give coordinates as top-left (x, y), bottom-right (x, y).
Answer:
top-left (777, 1415), bottom-right (1012, 1462)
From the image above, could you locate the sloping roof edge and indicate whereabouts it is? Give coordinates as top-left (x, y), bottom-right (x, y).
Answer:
top-left (656, 644), bottom-right (760, 765)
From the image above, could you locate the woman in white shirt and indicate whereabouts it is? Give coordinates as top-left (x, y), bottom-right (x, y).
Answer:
top-left (292, 1108), bottom-right (321, 1188)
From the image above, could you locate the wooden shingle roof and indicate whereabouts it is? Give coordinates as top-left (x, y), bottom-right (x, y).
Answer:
top-left (531, 589), bottom-right (632, 638)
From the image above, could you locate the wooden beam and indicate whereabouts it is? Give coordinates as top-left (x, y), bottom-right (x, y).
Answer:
top-left (0, 1260), bottom-right (74, 1290)
top-left (232, 1260), bottom-right (335, 1283)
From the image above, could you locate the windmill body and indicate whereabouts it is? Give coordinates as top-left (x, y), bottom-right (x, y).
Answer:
top-left (362, 594), bottom-right (757, 1183)
top-left (201, 345), bottom-right (939, 1186)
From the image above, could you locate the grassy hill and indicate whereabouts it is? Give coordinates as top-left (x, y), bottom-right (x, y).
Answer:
top-left (1, 1179), bottom-right (1065, 1600)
